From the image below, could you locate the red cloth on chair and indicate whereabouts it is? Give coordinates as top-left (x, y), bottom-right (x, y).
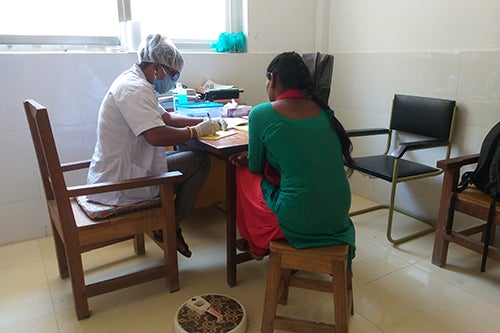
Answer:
top-left (235, 165), bottom-right (285, 256)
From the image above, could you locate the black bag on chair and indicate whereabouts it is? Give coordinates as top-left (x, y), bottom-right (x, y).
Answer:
top-left (447, 121), bottom-right (500, 271)
top-left (465, 121), bottom-right (500, 196)
top-left (301, 52), bottom-right (334, 105)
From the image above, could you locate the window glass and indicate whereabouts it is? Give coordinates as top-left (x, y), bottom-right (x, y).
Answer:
top-left (0, 0), bottom-right (118, 37)
top-left (131, 0), bottom-right (226, 41)
top-left (0, 0), bottom-right (231, 50)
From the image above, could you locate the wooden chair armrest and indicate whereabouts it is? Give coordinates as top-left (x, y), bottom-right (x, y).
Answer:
top-left (61, 160), bottom-right (91, 172)
top-left (436, 154), bottom-right (479, 170)
top-left (346, 128), bottom-right (389, 137)
top-left (67, 171), bottom-right (183, 198)
top-left (435, 154), bottom-right (479, 194)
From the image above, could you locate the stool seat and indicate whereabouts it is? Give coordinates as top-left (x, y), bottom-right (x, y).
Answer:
top-left (261, 240), bottom-right (353, 333)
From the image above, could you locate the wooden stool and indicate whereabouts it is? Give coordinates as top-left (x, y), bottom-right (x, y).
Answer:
top-left (261, 240), bottom-right (353, 333)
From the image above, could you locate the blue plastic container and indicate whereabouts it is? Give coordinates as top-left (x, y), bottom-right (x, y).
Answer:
top-left (176, 101), bottom-right (223, 118)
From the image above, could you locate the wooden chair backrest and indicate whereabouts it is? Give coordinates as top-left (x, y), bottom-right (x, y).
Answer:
top-left (25, 99), bottom-right (77, 234)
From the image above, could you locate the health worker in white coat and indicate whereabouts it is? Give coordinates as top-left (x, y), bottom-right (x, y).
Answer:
top-left (87, 34), bottom-right (221, 258)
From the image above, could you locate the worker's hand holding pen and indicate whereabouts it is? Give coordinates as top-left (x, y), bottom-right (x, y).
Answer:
top-left (205, 112), bottom-right (228, 131)
top-left (194, 114), bottom-right (228, 138)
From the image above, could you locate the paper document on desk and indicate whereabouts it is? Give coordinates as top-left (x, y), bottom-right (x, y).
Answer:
top-left (202, 79), bottom-right (233, 90)
top-left (234, 125), bottom-right (248, 132)
top-left (224, 117), bottom-right (248, 129)
top-left (199, 129), bottom-right (238, 140)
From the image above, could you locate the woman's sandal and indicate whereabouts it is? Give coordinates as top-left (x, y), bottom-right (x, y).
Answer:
top-left (235, 238), bottom-right (265, 261)
top-left (236, 238), bottom-right (250, 252)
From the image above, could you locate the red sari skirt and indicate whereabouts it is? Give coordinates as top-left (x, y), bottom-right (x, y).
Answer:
top-left (235, 165), bottom-right (285, 256)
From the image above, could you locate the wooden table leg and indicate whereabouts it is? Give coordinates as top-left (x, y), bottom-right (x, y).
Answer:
top-left (226, 161), bottom-right (238, 287)
top-left (185, 133), bottom-right (250, 287)
top-left (225, 160), bottom-right (253, 287)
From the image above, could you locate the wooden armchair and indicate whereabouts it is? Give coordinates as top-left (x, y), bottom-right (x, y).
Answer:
top-left (24, 100), bottom-right (183, 320)
top-left (432, 154), bottom-right (500, 270)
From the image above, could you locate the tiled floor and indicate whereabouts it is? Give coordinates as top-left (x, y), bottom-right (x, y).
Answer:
top-left (1, 195), bottom-right (499, 333)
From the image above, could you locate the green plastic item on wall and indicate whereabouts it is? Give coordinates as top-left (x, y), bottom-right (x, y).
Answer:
top-left (213, 32), bottom-right (246, 53)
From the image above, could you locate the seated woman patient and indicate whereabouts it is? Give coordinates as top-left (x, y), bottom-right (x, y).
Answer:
top-left (229, 51), bottom-right (356, 267)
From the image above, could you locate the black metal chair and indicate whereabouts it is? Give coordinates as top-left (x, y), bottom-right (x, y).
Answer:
top-left (346, 94), bottom-right (457, 244)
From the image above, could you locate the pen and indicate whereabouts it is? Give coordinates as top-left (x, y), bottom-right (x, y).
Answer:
top-left (207, 112), bottom-right (211, 120)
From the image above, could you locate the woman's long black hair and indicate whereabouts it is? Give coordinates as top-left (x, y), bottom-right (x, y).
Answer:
top-left (266, 51), bottom-right (355, 175)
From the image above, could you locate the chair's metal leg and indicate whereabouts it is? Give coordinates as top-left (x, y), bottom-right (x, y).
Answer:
top-left (386, 180), bottom-right (398, 243)
top-left (349, 181), bottom-right (435, 245)
top-left (349, 204), bottom-right (388, 217)
top-left (386, 181), bottom-right (435, 244)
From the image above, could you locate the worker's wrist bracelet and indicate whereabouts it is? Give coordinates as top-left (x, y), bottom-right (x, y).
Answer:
top-left (186, 126), bottom-right (195, 139)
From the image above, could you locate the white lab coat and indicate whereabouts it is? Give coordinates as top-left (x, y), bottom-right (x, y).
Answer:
top-left (87, 64), bottom-right (167, 205)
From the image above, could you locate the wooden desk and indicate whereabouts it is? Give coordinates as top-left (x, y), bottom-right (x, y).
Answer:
top-left (188, 130), bottom-right (251, 287)
top-left (193, 156), bottom-right (226, 209)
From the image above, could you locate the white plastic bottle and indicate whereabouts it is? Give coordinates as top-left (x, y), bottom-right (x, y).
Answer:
top-left (172, 83), bottom-right (188, 112)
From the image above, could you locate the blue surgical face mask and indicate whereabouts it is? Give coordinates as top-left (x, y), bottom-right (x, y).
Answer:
top-left (153, 67), bottom-right (176, 94)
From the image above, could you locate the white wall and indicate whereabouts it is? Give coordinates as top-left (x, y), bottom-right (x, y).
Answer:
top-left (246, 0), bottom-right (329, 52)
top-left (0, 1), bottom-right (319, 245)
top-left (330, 0), bottom-right (500, 52)
top-left (0, 0), bottom-right (498, 245)
top-left (329, 0), bottom-right (500, 220)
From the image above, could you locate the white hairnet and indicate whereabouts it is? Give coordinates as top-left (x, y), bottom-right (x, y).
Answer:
top-left (137, 34), bottom-right (184, 72)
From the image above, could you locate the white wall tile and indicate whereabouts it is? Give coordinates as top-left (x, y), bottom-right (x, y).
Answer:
top-left (0, 199), bottom-right (50, 245)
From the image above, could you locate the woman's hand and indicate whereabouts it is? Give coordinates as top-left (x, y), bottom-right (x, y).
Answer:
top-left (228, 151), bottom-right (248, 167)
